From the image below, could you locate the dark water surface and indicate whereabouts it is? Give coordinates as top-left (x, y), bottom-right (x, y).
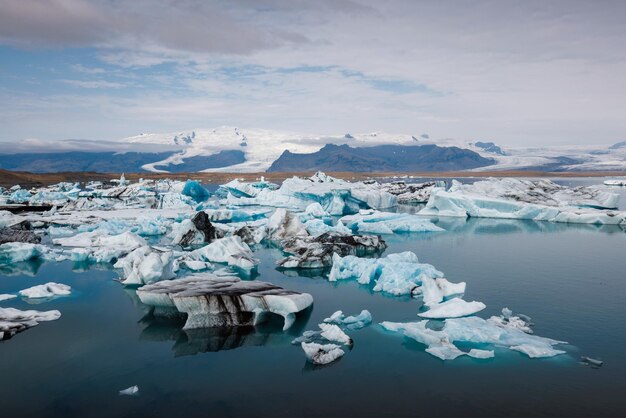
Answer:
top-left (0, 178), bottom-right (625, 417)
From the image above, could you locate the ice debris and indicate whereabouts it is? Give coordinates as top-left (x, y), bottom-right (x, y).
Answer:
top-left (182, 236), bottom-right (258, 271)
top-left (119, 385), bottom-right (139, 396)
top-left (323, 310), bottom-right (372, 330)
top-left (301, 342), bottom-right (345, 365)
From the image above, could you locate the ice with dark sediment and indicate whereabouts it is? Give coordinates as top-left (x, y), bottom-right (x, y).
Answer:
top-left (136, 274), bottom-right (313, 331)
top-left (277, 232), bottom-right (386, 269)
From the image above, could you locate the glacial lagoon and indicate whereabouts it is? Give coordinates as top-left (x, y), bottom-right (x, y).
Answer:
top-left (0, 179), bottom-right (625, 417)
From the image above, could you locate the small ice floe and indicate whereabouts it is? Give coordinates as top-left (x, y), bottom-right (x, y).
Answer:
top-left (603, 179), bottom-right (626, 187)
top-left (119, 385), bottom-right (139, 396)
top-left (319, 324), bottom-right (353, 346)
top-left (580, 356), bottom-right (604, 368)
top-left (0, 307), bottom-right (61, 341)
top-left (301, 342), bottom-right (345, 365)
top-left (19, 282), bottom-right (71, 299)
top-left (323, 310), bottom-right (372, 330)
top-left (418, 298), bottom-right (486, 319)
top-left (181, 236), bottom-right (258, 272)
top-left (488, 308), bottom-right (534, 334)
top-left (0, 294), bottom-right (17, 302)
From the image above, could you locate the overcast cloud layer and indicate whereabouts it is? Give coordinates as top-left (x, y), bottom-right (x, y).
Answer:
top-left (0, 0), bottom-right (625, 146)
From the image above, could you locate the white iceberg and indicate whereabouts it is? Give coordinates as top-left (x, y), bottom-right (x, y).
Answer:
top-left (54, 231), bottom-right (147, 264)
top-left (0, 294), bottom-right (17, 302)
top-left (420, 178), bottom-right (626, 225)
top-left (19, 282), bottom-right (72, 299)
top-left (0, 306), bottom-right (61, 341)
top-left (301, 342), bottom-right (345, 365)
top-left (418, 298), bottom-right (486, 319)
top-left (318, 323), bottom-right (353, 345)
top-left (183, 236), bottom-right (258, 271)
top-left (323, 309), bottom-right (372, 330)
top-left (114, 246), bottom-right (176, 286)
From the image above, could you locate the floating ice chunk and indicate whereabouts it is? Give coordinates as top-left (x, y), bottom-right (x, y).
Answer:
top-left (277, 232), bottom-right (386, 269)
top-left (580, 356), bottom-right (604, 368)
top-left (329, 251), bottom-right (444, 296)
top-left (488, 308), bottom-right (534, 334)
top-left (136, 274), bottom-right (313, 330)
top-left (420, 178), bottom-right (625, 225)
top-left (305, 202), bottom-right (329, 218)
top-left (184, 236), bottom-right (258, 271)
top-left (0, 294), bottom-right (17, 302)
top-left (54, 231), bottom-right (147, 264)
top-left (324, 309), bottom-right (372, 330)
top-left (205, 208), bottom-right (269, 223)
top-left (114, 246), bottom-right (176, 286)
top-left (341, 210), bottom-right (444, 234)
top-left (468, 349), bottom-right (495, 359)
top-left (171, 212), bottom-right (218, 246)
top-left (0, 307), bottom-right (61, 341)
top-left (301, 342), bottom-right (345, 365)
top-left (178, 260), bottom-right (212, 271)
top-left (181, 180), bottom-right (210, 202)
top-left (119, 385), bottom-right (139, 396)
top-left (319, 323), bottom-right (353, 345)
top-left (303, 219), bottom-right (351, 236)
top-left (382, 316), bottom-right (565, 361)
top-left (604, 179), bottom-right (626, 187)
top-left (217, 179), bottom-right (278, 198)
top-left (9, 189), bottom-right (31, 204)
top-left (418, 298), bottom-right (486, 319)
top-left (379, 181), bottom-right (443, 204)
top-left (510, 344), bottom-right (566, 358)
top-left (266, 208), bottom-right (308, 240)
top-left (19, 282), bottom-right (71, 299)
top-left (0, 242), bottom-right (46, 264)
top-left (420, 277), bottom-right (466, 306)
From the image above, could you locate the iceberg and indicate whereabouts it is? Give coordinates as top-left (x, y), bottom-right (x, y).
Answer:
top-left (266, 208), bottom-right (309, 240)
top-left (379, 181), bottom-right (444, 204)
top-left (303, 219), bottom-right (351, 236)
top-left (341, 210), bottom-right (444, 234)
top-left (277, 232), bottom-right (386, 269)
top-left (136, 274), bottom-right (313, 330)
top-left (171, 212), bottom-right (218, 246)
top-left (0, 306), bottom-right (61, 341)
top-left (181, 180), bottom-right (210, 202)
top-left (328, 251), bottom-right (446, 296)
top-left (381, 316), bottom-right (566, 360)
top-left (0, 294), bottom-right (17, 302)
top-left (114, 246), bottom-right (176, 286)
top-left (18, 282), bottom-right (72, 299)
top-left (323, 309), bottom-right (372, 330)
top-left (0, 243), bottom-right (46, 264)
top-left (420, 178), bottom-right (626, 225)
top-left (301, 342), bottom-right (345, 365)
top-left (53, 231), bottom-right (147, 263)
top-left (119, 386), bottom-right (139, 396)
top-left (217, 178), bottom-right (278, 198)
top-left (183, 236), bottom-right (258, 271)
top-left (318, 323), bottom-right (353, 345)
top-left (225, 172), bottom-right (397, 215)
top-left (418, 298), bottom-right (486, 319)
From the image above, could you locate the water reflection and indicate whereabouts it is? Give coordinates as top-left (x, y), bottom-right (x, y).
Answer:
top-left (0, 259), bottom-right (44, 276)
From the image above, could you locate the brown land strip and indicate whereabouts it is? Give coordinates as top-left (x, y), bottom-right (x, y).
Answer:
top-left (0, 168), bottom-right (624, 188)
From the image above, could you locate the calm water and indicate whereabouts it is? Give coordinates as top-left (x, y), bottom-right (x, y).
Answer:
top-left (0, 178), bottom-right (625, 417)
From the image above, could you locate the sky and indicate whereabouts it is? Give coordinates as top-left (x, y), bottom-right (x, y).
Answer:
top-left (0, 0), bottom-right (625, 148)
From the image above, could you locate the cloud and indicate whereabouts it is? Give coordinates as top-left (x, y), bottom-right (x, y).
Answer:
top-left (0, 0), bottom-right (625, 146)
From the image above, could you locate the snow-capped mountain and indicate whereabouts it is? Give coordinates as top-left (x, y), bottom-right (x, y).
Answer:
top-left (123, 126), bottom-right (626, 173)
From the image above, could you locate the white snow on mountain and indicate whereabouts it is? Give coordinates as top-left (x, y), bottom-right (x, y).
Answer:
top-left (122, 126), bottom-right (626, 173)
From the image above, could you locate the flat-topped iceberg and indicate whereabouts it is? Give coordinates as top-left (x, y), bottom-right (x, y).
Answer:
top-left (341, 210), bottom-right (444, 234)
top-left (136, 274), bottom-right (313, 330)
top-left (417, 298), bottom-right (485, 319)
top-left (420, 178), bottom-right (625, 225)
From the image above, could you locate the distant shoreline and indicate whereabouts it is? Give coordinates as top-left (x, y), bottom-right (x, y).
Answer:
top-left (1, 168), bottom-right (624, 188)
